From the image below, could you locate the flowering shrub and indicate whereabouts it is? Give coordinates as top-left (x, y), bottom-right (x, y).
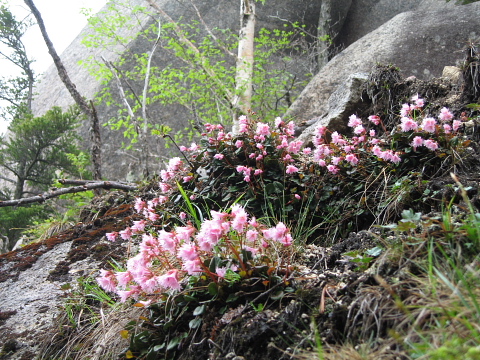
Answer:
top-left (98, 203), bottom-right (293, 302)
top-left (309, 95), bottom-right (466, 177)
top-left (98, 94), bottom-right (470, 301)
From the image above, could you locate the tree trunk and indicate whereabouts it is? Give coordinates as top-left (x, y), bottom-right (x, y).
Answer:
top-left (24, 0), bottom-right (102, 181)
top-left (232, 0), bottom-right (255, 133)
top-left (14, 176), bottom-right (25, 200)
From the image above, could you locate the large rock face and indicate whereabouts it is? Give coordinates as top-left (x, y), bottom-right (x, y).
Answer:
top-left (286, 2), bottom-right (480, 130)
top-left (30, 0), bottom-right (474, 180)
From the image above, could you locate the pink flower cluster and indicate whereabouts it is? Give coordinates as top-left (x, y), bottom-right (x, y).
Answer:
top-left (310, 95), bottom-right (464, 173)
top-left (98, 203), bottom-right (293, 302)
top-left (203, 115), bottom-right (304, 182)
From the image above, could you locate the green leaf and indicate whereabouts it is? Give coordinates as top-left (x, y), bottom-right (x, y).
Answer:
top-left (189, 317), bottom-right (202, 329)
top-left (365, 247), bottom-right (383, 257)
top-left (193, 304), bottom-right (206, 316)
top-left (208, 282), bottom-right (218, 296)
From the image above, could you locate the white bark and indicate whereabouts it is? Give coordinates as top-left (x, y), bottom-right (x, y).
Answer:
top-left (233, 0), bottom-right (255, 131)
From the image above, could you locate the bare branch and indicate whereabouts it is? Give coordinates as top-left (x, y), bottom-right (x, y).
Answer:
top-left (188, 0), bottom-right (236, 58)
top-left (0, 181), bottom-right (137, 207)
top-left (146, 0), bottom-right (234, 102)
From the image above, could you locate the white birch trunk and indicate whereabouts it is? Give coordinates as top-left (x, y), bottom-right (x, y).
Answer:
top-left (232, 0), bottom-right (255, 134)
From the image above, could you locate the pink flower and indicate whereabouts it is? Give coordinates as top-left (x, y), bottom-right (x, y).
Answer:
top-left (167, 157), bottom-right (183, 171)
top-left (275, 117), bottom-right (284, 128)
top-left (216, 266), bottom-right (228, 278)
top-left (231, 204), bottom-right (248, 232)
top-left (412, 94), bottom-right (424, 108)
top-left (159, 230), bottom-right (177, 252)
top-left (254, 169), bottom-right (263, 176)
top-left (294, 194), bottom-right (301, 200)
top-left (160, 170), bottom-right (174, 182)
top-left (368, 115), bottom-right (381, 125)
top-left (179, 212), bottom-right (187, 220)
top-left (421, 117), bottom-right (437, 133)
top-left (315, 125), bottom-right (327, 137)
top-left (331, 156), bottom-right (342, 165)
top-left (348, 115), bottom-right (362, 128)
top-left (211, 210), bottom-right (229, 221)
top-left (243, 245), bottom-right (260, 256)
top-left (401, 103), bottom-right (412, 117)
top-left (157, 269), bottom-right (181, 291)
top-left (345, 153), bottom-right (359, 166)
top-left (369, 129), bottom-right (376, 137)
top-left (400, 117), bottom-right (418, 132)
top-left (443, 124), bottom-right (452, 134)
top-left (249, 217), bottom-right (258, 228)
top-left (106, 232), bottom-right (118, 242)
top-left (177, 243), bottom-right (199, 262)
top-left (318, 159), bottom-right (326, 167)
top-left (159, 182), bottom-right (171, 193)
top-left (263, 222), bottom-right (287, 241)
top-left (197, 219), bottom-right (228, 250)
top-left (131, 220), bottom-right (147, 234)
top-left (452, 120), bottom-right (462, 131)
top-left (391, 152), bottom-right (402, 164)
top-left (411, 136), bottom-right (424, 149)
top-left (246, 229), bottom-right (258, 242)
top-left (189, 143), bottom-right (200, 151)
top-left (147, 211), bottom-right (160, 222)
top-left (183, 176), bottom-right (193, 183)
top-left (287, 140), bottom-right (303, 154)
top-left (286, 165), bottom-right (299, 174)
top-left (158, 196), bottom-right (168, 204)
top-left (120, 227), bottom-right (133, 240)
top-left (354, 125), bottom-right (365, 135)
top-left (331, 132), bottom-right (346, 145)
top-left (116, 271), bottom-right (133, 287)
top-left (183, 259), bottom-right (203, 275)
top-left (424, 139), bottom-right (439, 151)
top-left (244, 175), bottom-right (251, 182)
top-left (235, 140), bottom-right (244, 148)
top-left (303, 147), bottom-right (312, 155)
top-left (327, 165), bottom-right (339, 174)
top-left (97, 269), bottom-right (117, 293)
top-left (117, 286), bottom-right (141, 303)
top-left (134, 198), bottom-right (146, 213)
top-left (256, 122), bottom-right (270, 136)
top-left (214, 153), bottom-right (224, 160)
top-left (175, 225), bottom-right (196, 241)
top-left (372, 145), bottom-right (383, 158)
top-left (439, 107), bottom-right (454, 121)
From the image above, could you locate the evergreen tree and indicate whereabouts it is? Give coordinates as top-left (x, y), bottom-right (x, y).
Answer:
top-left (0, 106), bottom-right (83, 199)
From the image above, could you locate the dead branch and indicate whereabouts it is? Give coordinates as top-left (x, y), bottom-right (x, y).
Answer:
top-left (0, 181), bottom-right (137, 207)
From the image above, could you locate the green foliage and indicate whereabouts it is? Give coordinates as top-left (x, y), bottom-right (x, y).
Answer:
top-left (81, 3), bottom-right (311, 149)
top-left (0, 106), bottom-right (84, 199)
top-left (0, 204), bottom-right (52, 249)
top-left (0, 1), bottom-right (36, 117)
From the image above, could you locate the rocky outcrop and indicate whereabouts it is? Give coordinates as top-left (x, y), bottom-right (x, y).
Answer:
top-left (286, 2), bottom-right (480, 130)
top-left (336, 0), bottom-right (456, 50)
top-left (296, 72), bottom-right (369, 143)
top-left (0, 192), bottom-right (134, 359)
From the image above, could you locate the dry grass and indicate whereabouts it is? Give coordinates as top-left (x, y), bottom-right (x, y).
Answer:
top-left (39, 303), bottom-right (145, 360)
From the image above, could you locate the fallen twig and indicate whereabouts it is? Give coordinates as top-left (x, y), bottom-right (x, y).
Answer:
top-left (0, 181), bottom-right (137, 207)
